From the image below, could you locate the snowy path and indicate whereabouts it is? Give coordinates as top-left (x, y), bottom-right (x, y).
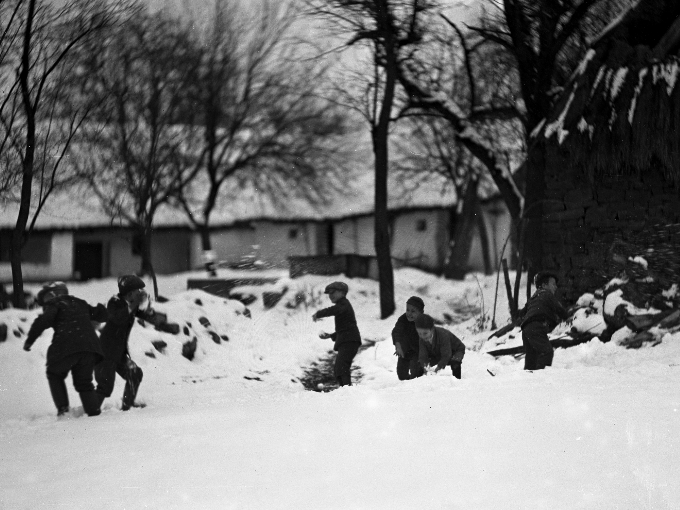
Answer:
top-left (2, 364), bottom-right (679, 509)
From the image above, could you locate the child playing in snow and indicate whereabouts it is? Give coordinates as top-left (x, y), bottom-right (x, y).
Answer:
top-left (392, 296), bottom-right (426, 380)
top-left (95, 275), bottom-right (156, 410)
top-left (24, 282), bottom-right (108, 417)
top-left (415, 314), bottom-right (466, 379)
top-left (312, 281), bottom-right (362, 387)
top-left (519, 271), bottom-right (569, 371)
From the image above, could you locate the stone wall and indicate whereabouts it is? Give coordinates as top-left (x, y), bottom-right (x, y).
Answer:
top-left (541, 161), bottom-right (680, 303)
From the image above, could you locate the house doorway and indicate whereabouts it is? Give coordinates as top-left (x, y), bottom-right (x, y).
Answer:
top-left (74, 242), bottom-right (103, 280)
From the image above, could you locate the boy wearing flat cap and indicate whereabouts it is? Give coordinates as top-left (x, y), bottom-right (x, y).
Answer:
top-left (391, 296), bottom-right (425, 380)
top-left (95, 275), bottom-right (156, 410)
top-left (312, 281), bottom-right (362, 387)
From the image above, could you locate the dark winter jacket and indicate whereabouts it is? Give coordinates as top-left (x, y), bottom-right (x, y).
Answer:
top-left (24, 295), bottom-right (107, 366)
top-left (315, 297), bottom-right (361, 350)
top-left (391, 313), bottom-right (420, 355)
top-left (418, 327), bottom-right (466, 371)
top-left (99, 295), bottom-right (155, 362)
top-left (520, 289), bottom-right (568, 331)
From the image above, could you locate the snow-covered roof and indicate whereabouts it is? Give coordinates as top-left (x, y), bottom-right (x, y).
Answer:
top-left (0, 167), bottom-right (460, 230)
top-left (533, 0), bottom-right (680, 184)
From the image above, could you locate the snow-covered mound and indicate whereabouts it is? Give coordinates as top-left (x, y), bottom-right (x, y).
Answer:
top-left (2, 268), bottom-right (680, 509)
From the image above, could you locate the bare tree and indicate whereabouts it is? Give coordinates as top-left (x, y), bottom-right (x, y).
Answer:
top-left (384, 7), bottom-right (523, 279)
top-left (468, 0), bottom-right (631, 274)
top-left (175, 0), bottom-right (351, 276)
top-left (74, 7), bottom-right (202, 297)
top-left (305, 0), bottom-right (438, 319)
top-left (0, 0), bottom-right (25, 199)
top-left (396, 104), bottom-right (523, 278)
top-left (2, 0), bottom-right (120, 307)
top-left (394, 10), bottom-right (524, 222)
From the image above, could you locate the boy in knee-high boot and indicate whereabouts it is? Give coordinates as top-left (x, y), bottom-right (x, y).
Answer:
top-left (95, 275), bottom-right (155, 410)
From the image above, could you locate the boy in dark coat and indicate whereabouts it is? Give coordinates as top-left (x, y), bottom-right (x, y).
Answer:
top-left (95, 275), bottom-right (155, 410)
top-left (312, 281), bottom-right (362, 387)
top-left (415, 314), bottom-right (466, 379)
top-left (24, 282), bottom-right (107, 417)
top-left (520, 271), bottom-right (569, 371)
top-left (392, 296), bottom-right (425, 380)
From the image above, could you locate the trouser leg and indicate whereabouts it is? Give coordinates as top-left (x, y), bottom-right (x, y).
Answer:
top-left (95, 359), bottom-right (117, 401)
top-left (522, 331), bottom-right (536, 370)
top-left (46, 354), bottom-right (88, 414)
top-left (408, 357), bottom-right (424, 379)
top-left (450, 361), bottom-right (462, 379)
top-left (396, 355), bottom-right (410, 380)
top-left (535, 347), bottom-right (554, 370)
top-left (397, 352), bottom-right (423, 380)
top-left (71, 352), bottom-right (101, 416)
top-left (334, 344), bottom-right (359, 387)
top-left (119, 357), bottom-right (143, 410)
top-left (522, 323), bottom-right (553, 371)
top-left (46, 366), bottom-right (70, 414)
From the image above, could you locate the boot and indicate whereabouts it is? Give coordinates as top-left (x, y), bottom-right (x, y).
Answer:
top-left (48, 378), bottom-right (70, 413)
top-left (79, 390), bottom-right (102, 416)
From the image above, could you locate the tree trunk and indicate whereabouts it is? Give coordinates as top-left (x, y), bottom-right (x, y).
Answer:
top-left (444, 177), bottom-right (479, 279)
top-left (523, 146), bottom-right (545, 276)
top-left (10, 228), bottom-right (27, 309)
top-left (476, 201), bottom-right (493, 275)
top-left (11, 175), bottom-right (32, 308)
top-left (372, 127), bottom-right (395, 319)
top-left (138, 225), bottom-right (159, 299)
top-left (371, 4), bottom-right (397, 320)
top-left (11, 0), bottom-right (37, 309)
top-left (199, 223), bottom-right (217, 277)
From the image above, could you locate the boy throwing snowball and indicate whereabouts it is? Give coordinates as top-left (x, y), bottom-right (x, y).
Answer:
top-left (312, 281), bottom-right (362, 387)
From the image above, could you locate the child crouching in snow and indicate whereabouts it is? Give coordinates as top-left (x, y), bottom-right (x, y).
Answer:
top-left (415, 314), bottom-right (465, 379)
top-left (312, 281), bottom-right (362, 387)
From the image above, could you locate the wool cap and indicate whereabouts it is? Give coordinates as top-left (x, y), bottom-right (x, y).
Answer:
top-left (534, 271), bottom-right (559, 289)
top-left (118, 275), bottom-right (146, 296)
top-left (406, 296), bottom-right (425, 312)
top-left (324, 281), bottom-right (348, 294)
top-left (37, 281), bottom-right (68, 305)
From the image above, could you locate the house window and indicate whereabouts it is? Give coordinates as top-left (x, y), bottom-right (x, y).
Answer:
top-left (289, 228), bottom-right (298, 240)
top-left (416, 219), bottom-right (427, 232)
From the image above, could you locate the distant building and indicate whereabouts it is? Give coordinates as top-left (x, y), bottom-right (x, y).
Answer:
top-left (0, 171), bottom-right (512, 282)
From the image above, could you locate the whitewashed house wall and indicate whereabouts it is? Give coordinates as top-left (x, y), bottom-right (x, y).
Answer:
top-left (334, 216), bottom-right (374, 255)
top-left (250, 221), bottom-right (320, 267)
top-left (1, 199), bottom-right (512, 282)
top-left (196, 227), bottom-right (259, 267)
top-left (467, 202), bottom-right (512, 272)
top-left (0, 232), bottom-right (74, 281)
top-left (391, 210), bottom-right (449, 271)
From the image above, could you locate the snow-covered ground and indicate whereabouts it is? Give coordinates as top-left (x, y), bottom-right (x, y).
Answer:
top-left (1, 268), bottom-right (679, 509)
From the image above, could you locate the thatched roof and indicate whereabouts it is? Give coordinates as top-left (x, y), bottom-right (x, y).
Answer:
top-left (0, 169), bottom-right (462, 231)
top-left (534, 0), bottom-right (680, 184)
